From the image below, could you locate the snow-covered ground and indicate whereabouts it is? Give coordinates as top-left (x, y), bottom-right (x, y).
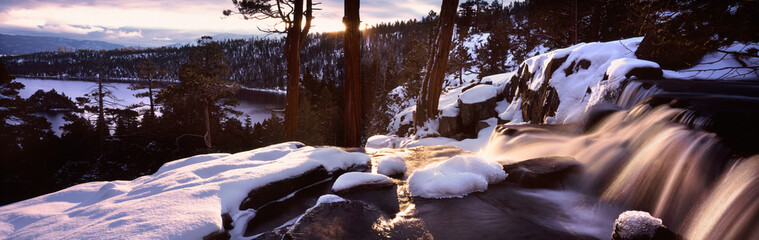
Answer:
top-left (0, 142), bottom-right (369, 239)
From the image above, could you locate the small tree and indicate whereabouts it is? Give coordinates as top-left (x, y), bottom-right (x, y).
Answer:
top-left (160, 36), bottom-right (238, 149)
top-left (130, 59), bottom-right (164, 127)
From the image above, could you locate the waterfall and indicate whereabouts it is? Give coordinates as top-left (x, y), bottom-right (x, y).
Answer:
top-left (482, 80), bottom-right (758, 239)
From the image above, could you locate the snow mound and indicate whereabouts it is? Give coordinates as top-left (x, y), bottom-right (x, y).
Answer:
top-left (408, 155), bottom-right (507, 198)
top-left (374, 155), bottom-right (407, 176)
top-left (460, 84), bottom-right (497, 104)
top-left (613, 210), bottom-right (663, 240)
top-left (332, 172), bottom-right (394, 192)
top-left (0, 142), bottom-right (369, 240)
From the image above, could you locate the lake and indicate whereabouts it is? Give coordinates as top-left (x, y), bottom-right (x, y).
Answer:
top-left (16, 78), bottom-right (286, 135)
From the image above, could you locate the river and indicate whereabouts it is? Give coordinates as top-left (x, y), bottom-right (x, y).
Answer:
top-left (16, 78), bottom-right (286, 135)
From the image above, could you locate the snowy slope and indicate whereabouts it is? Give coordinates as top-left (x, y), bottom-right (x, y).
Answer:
top-left (0, 142), bottom-right (369, 239)
top-left (375, 37), bottom-right (759, 153)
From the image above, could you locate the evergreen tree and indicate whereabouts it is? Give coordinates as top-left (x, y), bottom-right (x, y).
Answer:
top-left (158, 36), bottom-right (238, 150)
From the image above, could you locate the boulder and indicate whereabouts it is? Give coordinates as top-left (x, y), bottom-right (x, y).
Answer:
top-left (612, 211), bottom-right (682, 240)
top-left (286, 200), bottom-right (388, 240)
top-left (459, 97), bottom-right (497, 130)
top-left (438, 115), bottom-right (462, 138)
top-left (502, 156), bottom-right (581, 189)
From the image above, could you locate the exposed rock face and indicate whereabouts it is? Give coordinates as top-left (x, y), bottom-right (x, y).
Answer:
top-left (459, 97), bottom-right (497, 129)
top-left (502, 55), bottom-right (567, 124)
top-left (438, 115), bottom-right (462, 139)
top-left (502, 156), bottom-right (581, 189)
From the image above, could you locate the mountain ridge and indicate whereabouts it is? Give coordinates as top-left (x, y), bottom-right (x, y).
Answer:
top-left (0, 33), bottom-right (125, 55)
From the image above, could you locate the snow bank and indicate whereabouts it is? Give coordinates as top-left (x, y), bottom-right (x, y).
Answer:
top-left (332, 172), bottom-right (394, 192)
top-left (613, 211), bottom-right (663, 240)
top-left (460, 84), bottom-right (497, 104)
top-left (408, 155), bottom-right (507, 198)
top-left (0, 142), bottom-right (370, 240)
top-left (374, 155), bottom-right (407, 176)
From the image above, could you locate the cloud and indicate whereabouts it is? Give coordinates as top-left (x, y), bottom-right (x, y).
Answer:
top-left (0, 0), bottom-right (460, 46)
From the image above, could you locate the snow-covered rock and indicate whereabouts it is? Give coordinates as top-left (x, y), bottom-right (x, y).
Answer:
top-left (374, 155), bottom-right (407, 177)
top-left (332, 172), bottom-right (394, 192)
top-left (0, 142), bottom-right (370, 240)
top-left (460, 84), bottom-right (497, 104)
top-left (612, 211), bottom-right (663, 240)
top-left (408, 155), bottom-right (507, 198)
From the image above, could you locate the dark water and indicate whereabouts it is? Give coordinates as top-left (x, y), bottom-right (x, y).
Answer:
top-left (16, 78), bottom-right (285, 134)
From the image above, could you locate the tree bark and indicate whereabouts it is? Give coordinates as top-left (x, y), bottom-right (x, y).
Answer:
top-left (97, 74), bottom-right (106, 147)
top-left (204, 102), bottom-right (212, 148)
top-left (343, 0), bottom-right (362, 147)
top-left (414, 0), bottom-right (459, 131)
top-left (284, 0), bottom-right (304, 140)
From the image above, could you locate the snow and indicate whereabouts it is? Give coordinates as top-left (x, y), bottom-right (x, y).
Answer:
top-left (613, 211), bottom-right (663, 239)
top-left (460, 84), bottom-right (497, 104)
top-left (662, 42), bottom-right (759, 80)
top-left (0, 142), bottom-right (369, 240)
top-left (407, 155), bottom-right (507, 198)
top-left (331, 172), bottom-right (394, 192)
top-left (374, 155), bottom-right (407, 176)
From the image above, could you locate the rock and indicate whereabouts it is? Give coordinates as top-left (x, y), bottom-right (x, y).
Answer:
top-left (438, 115), bottom-right (462, 138)
top-left (475, 119), bottom-right (492, 133)
top-left (459, 97), bottom-right (497, 132)
top-left (239, 167), bottom-right (331, 210)
top-left (203, 231), bottom-right (230, 240)
top-left (502, 156), bottom-right (581, 188)
top-left (286, 200), bottom-right (388, 240)
top-left (331, 172), bottom-right (395, 193)
top-left (612, 211), bottom-right (683, 240)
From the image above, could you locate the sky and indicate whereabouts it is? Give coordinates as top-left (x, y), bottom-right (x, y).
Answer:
top-left (0, 0), bottom-right (447, 47)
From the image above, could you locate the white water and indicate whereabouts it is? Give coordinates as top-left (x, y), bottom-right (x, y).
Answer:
top-left (481, 84), bottom-right (757, 239)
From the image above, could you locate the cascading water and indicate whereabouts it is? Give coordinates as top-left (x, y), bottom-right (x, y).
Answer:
top-left (482, 80), bottom-right (759, 239)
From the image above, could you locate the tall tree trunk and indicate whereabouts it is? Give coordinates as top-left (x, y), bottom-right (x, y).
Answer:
top-left (343, 0), bottom-right (362, 147)
top-left (414, 0), bottom-right (459, 131)
top-left (284, 0), bottom-right (304, 141)
top-left (572, 0), bottom-right (578, 44)
top-left (204, 102), bottom-right (212, 148)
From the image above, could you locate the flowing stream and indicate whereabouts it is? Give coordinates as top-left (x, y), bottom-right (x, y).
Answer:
top-left (481, 79), bottom-right (759, 239)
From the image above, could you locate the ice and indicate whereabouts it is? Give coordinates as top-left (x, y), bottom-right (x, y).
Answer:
top-left (374, 155), bottom-right (407, 176)
top-left (460, 84), bottom-right (497, 104)
top-left (332, 172), bottom-right (394, 192)
top-left (0, 142), bottom-right (369, 240)
top-left (614, 211), bottom-right (663, 239)
top-left (408, 155), bottom-right (507, 198)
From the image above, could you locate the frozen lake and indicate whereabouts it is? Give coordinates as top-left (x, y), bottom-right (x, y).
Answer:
top-left (16, 78), bottom-right (285, 134)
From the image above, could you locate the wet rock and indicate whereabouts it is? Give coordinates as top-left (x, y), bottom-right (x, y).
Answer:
top-left (239, 167), bottom-right (331, 210)
top-left (286, 200), bottom-right (388, 240)
top-left (612, 211), bottom-right (683, 240)
top-left (502, 156), bottom-right (581, 189)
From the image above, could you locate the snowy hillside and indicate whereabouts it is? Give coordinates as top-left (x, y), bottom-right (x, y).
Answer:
top-left (383, 36), bottom-right (759, 143)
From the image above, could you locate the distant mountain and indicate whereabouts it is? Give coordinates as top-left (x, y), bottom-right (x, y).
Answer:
top-left (0, 33), bottom-right (125, 55)
top-left (165, 33), bottom-right (258, 48)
